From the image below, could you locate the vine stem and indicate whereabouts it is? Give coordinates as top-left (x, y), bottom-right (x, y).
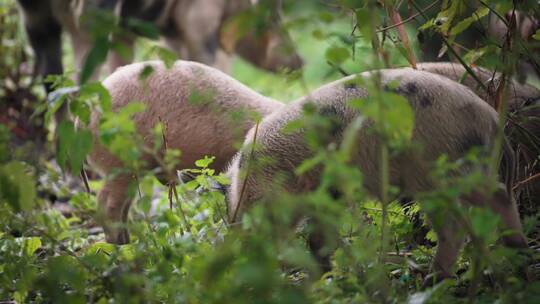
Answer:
top-left (379, 143), bottom-right (390, 263)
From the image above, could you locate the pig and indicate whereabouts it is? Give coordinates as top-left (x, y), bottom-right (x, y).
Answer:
top-left (224, 68), bottom-right (528, 282)
top-left (16, 0), bottom-right (303, 91)
top-left (417, 62), bottom-right (540, 212)
top-left (88, 60), bottom-right (283, 244)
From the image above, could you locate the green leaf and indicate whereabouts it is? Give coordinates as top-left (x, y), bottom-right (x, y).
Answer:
top-left (213, 174), bottom-right (230, 186)
top-left (449, 7), bottom-right (489, 37)
top-left (463, 46), bottom-right (492, 65)
top-left (325, 46), bottom-right (350, 65)
top-left (0, 161), bottom-right (36, 212)
top-left (120, 244), bottom-right (136, 261)
top-left (354, 8), bottom-right (374, 41)
top-left (56, 121), bottom-right (93, 174)
top-left (80, 36), bottom-right (110, 84)
top-left (156, 47), bottom-right (177, 68)
top-left (533, 29), bottom-right (540, 41)
top-left (470, 207), bottom-right (499, 242)
top-left (85, 241), bottom-right (115, 255)
top-left (23, 237), bottom-right (42, 257)
top-left (139, 65), bottom-right (155, 81)
top-left (126, 18), bottom-right (160, 39)
top-left (318, 12), bottom-right (334, 23)
top-left (69, 99), bottom-right (91, 125)
top-left (80, 82), bottom-right (112, 112)
top-left (195, 156), bottom-right (215, 168)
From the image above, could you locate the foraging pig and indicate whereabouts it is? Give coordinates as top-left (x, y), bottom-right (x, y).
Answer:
top-left (88, 60), bottom-right (283, 244)
top-left (225, 68), bottom-right (528, 281)
top-left (418, 62), bottom-right (540, 212)
top-left (16, 0), bottom-right (303, 91)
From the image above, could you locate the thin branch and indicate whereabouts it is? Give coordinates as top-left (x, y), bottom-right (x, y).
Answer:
top-left (512, 172), bottom-right (540, 191)
top-left (376, 0), bottom-right (440, 33)
top-left (80, 167), bottom-right (91, 193)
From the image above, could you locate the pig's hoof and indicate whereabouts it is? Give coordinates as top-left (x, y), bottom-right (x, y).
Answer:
top-left (105, 228), bottom-right (130, 245)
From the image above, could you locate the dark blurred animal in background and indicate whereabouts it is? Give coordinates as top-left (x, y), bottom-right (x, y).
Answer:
top-left (16, 0), bottom-right (303, 92)
top-left (410, 1), bottom-right (539, 79)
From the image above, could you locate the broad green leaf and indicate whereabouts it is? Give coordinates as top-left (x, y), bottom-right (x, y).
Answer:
top-left (80, 36), bottom-right (110, 84)
top-left (120, 244), bottom-right (136, 261)
top-left (139, 65), bottom-right (155, 81)
top-left (0, 161), bottom-right (36, 212)
top-left (318, 12), bottom-right (334, 23)
top-left (533, 29), bottom-right (540, 41)
top-left (195, 156), bottom-right (215, 168)
top-left (213, 173), bottom-right (230, 185)
top-left (470, 207), bottom-right (499, 242)
top-left (325, 46), bottom-right (350, 64)
top-left (23, 237), bottom-right (41, 257)
top-left (80, 82), bottom-right (112, 112)
top-left (126, 18), bottom-right (160, 39)
top-left (156, 47), bottom-right (177, 68)
top-left (56, 121), bottom-right (93, 174)
top-left (85, 241), bottom-right (115, 255)
top-left (449, 7), bottom-right (489, 36)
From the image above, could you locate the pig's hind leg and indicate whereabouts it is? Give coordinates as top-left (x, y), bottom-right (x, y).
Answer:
top-left (97, 173), bottom-right (134, 244)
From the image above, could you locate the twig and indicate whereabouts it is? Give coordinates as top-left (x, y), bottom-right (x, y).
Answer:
top-left (386, 5), bottom-right (417, 68)
top-left (80, 167), bottom-right (91, 193)
top-left (231, 121), bottom-right (260, 223)
top-left (376, 0), bottom-right (440, 33)
top-left (512, 172), bottom-right (540, 191)
top-left (326, 61), bottom-right (350, 76)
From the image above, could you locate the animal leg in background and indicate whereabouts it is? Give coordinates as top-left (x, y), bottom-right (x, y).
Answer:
top-left (18, 0), bottom-right (63, 93)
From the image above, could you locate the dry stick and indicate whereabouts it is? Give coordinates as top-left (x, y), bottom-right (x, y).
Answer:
top-left (376, 0), bottom-right (440, 33)
top-left (231, 121), bottom-right (260, 223)
top-left (80, 167), bottom-right (91, 193)
top-left (386, 6), bottom-right (417, 68)
top-left (512, 172), bottom-right (540, 191)
top-left (410, 0), bottom-right (488, 93)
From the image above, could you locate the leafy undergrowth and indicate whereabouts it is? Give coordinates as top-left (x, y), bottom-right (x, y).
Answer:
top-left (1, 142), bottom-right (540, 303)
